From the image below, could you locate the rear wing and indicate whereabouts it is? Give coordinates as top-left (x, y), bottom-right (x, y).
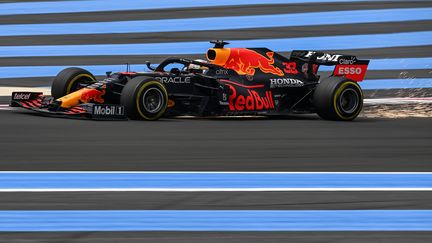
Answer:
top-left (290, 50), bottom-right (370, 82)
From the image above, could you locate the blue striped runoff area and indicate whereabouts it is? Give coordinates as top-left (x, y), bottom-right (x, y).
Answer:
top-left (2, 172), bottom-right (431, 231)
top-left (1, 172), bottom-right (432, 191)
top-left (2, 8), bottom-right (431, 36)
top-left (1, 31), bottom-right (431, 57)
top-left (0, 0), bottom-right (405, 16)
top-left (360, 79), bottom-right (432, 89)
top-left (1, 210), bottom-right (432, 231)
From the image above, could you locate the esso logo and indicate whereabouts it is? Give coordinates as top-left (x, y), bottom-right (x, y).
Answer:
top-left (338, 67), bottom-right (362, 75)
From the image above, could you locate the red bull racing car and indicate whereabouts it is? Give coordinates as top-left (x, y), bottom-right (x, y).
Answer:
top-left (11, 40), bottom-right (369, 121)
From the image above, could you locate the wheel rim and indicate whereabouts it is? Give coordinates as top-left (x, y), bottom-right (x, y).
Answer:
top-left (338, 88), bottom-right (359, 114)
top-left (142, 87), bottom-right (164, 113)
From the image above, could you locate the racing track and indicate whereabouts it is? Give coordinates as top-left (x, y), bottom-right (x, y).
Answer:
top-left (0, 109), bottom-right (431, 171)
top-left (1, 106), bottom-right (432, 243)
top-left (0, 0), bottom-right (432, 242)
top-left (0, 109), bottom-right (431, 242)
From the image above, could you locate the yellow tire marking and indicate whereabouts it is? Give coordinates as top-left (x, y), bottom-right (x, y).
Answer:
top-left (333, 81), bottom-right (363, 120)
top-left (66, 74), bottom-right (95, 94)
top-left (135, 81), bottom-right (168, 120)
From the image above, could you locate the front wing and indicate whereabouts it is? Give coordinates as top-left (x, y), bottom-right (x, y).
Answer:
top-left (10, 92), bottom-right (126, 120)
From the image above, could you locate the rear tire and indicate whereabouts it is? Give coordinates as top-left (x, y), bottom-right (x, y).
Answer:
top-left (51, 67), bottom-right (96, 99)
top-left (313, 76), bottom-right (363, 121)
top-left (120, 77), bottom-right (168, 120)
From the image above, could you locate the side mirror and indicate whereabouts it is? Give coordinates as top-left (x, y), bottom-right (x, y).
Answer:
top-left (146, 61), bottom-right (156, 71)
top-left (106, 71), bottom-right (112, 77)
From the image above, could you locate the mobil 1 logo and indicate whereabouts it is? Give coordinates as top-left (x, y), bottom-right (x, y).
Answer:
top-left (92, 104), bottom-right (126, 119)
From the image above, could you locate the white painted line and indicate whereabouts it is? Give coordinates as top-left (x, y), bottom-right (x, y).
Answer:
top-left (0, 104), bottom-right (12, 110)
top-left (0, 104), bottom-right (15, 111)
top-left (364, 97), bottom-right (432, 105)
top-left (2, 172), bottom-right (430, 192)
top-left (1, 188), bottom-right (432, 192)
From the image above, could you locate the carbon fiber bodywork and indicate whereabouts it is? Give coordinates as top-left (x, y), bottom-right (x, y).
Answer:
top-left (10, 43), bottom-right (369, 120)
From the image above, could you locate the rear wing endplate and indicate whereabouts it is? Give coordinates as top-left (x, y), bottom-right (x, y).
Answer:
top-left (290, 50), bottom-right (370, 81)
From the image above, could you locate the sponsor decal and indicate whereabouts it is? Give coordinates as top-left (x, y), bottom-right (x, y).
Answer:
top-left (305, 51), bottom-right (342, 62)
top-left (223, 49), bottom-right (284, 77)
top-left (338, 56), bottom-right (357, 65)
top-left (337, 66), bottom-right (363, 75)
top-left (270, 78), bottom-right (304, 88)
top-left (156, 76), bottom-right (191, 84)
top-left (13, 93), bottom-right (31, 100)
top-left (93, 105), bottom-right (124, 116)
top-left (80, 88), bottom-right (105, 103)
top-left (216, 69), bottom-right (229, 75)
top-left (282, 61), bottom-right (298, 74)
top-left (333, 64), bottom-right (368, 82)
top-left (226, 83), bottom-right (274, 111)
top-left (246, 75), bottom-right (254, 81)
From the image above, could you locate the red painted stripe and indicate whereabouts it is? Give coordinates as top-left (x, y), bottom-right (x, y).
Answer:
top-left (67, 108), bottom-right (86, 114)
top-left (20, 102), bottom-right (30, 108)
top-left (30, 100), bottom-right (41, 107)
top-left (25, 101), bottom-right (36, 108)
top-left (69, 107), bottom-right (85, 113)
top-left (220, 79), bottom-right (264, 89)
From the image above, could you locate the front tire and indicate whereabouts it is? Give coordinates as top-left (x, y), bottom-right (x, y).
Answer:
top-left (51, 67), bottom-right (96, 99)
top-left (120, 77), bottom-right (168, 120)
top-left (313, 76), bottom-right (363, 121)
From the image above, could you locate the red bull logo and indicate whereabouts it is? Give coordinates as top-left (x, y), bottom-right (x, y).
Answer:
top-left (226, 83), bottom-right (274, 111)
top-left (57, 87), bottom-right (106, 108)
top-left (80, 88), bottom-right (105, 103)
top-left (207, 48), bottom-right (284, 77)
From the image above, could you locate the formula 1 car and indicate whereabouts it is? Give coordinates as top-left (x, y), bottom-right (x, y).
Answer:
top-left (11, 40), bottom-right (369, 121)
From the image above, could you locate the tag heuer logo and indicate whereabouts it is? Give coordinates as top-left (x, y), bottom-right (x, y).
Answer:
top-left (13, 93), bottom-right (31, 100)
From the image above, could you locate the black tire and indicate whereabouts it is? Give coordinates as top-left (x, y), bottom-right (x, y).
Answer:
top-left (51, 67), bottom-right (96, 99)
top-left (313, 76), bottom-right (363, 121)
top-left (120, 77), bottom-right (168, 120)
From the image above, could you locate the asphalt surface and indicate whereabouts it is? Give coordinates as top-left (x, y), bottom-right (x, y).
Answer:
top-left (0, 108), bottom-right (431, 171)
top-left (1, 192), bottom-right (431, 210)
top-left (1, 232), bottom-right (431, 243)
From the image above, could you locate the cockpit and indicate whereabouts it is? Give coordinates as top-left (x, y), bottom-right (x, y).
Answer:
top-left (153, 58), bottom-right (211, 75)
